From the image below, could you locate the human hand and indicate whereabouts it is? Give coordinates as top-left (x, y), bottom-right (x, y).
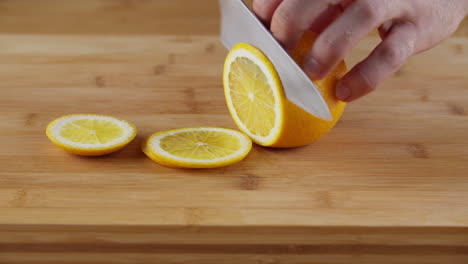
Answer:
top-left (253, 0), bottom-right (468, 101)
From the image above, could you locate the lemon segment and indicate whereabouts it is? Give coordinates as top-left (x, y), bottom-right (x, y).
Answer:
top-left (46, 114), bottom-right (137, 156)
top-left (142, 127), bottom-right (252, 168)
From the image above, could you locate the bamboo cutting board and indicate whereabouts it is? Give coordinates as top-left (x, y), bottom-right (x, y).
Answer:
top-left (0, 1), bottom-right (468, 263)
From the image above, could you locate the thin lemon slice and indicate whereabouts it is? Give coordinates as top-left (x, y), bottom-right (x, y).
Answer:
top-left (224, 43), bottom-right (283, 145)
top-left (223, 32), bottom-right (346, 148)
top-left (142, 127), bottom-right (252, 168)
top-left (46, 114), bottom-right (137, 156)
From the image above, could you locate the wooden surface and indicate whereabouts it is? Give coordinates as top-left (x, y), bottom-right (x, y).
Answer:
top-left (1, 0), bottom-right (468, 263)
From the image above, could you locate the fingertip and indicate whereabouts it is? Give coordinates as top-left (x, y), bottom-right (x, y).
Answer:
top-left (306, 34), bottom-right (345, 80)
top-left (252, 0), bottom-right (267, 21)
top-left (253, 0), bottom-right (283, 24)
top-left (270, 26), bottom-right (302, 52)
top-left (304, 58), bottom-right (323, 79)
top-left (337, 66), bottom-right (377, 102)
top-left (252, 0), bottom-right (264, 12)
top-left (303, 53), bottom-right (329, 80)
top-left (335, 81), bottom-right (352, 101)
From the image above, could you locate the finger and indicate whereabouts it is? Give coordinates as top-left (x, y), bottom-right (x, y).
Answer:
top-left (270, 0), bottom-right (339, 51)
top-left (308, 4), bottom-right (343, 34)
top-left (340, 0), bottom-right (354, 9)
top-left (306, 0), bottom-right (404, 79)
top-left (335, 22), bottom-right (417, 102)
top-left (378, 21), bottom-right (394, 39)
top-left (252, 0), bottom-right (283, 25)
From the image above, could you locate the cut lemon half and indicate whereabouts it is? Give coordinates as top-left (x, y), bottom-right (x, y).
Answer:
top-left (142, 127), bottom-right (252, 168)
top-left (46, 114), bottom-right (137, 156)
top-left (223, 32), bottom-right (347, 148)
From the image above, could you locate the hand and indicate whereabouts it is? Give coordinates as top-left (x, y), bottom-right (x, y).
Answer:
top-left (253, 0), bottom-right (468, 102)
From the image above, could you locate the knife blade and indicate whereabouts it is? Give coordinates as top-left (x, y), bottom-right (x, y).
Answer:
top-left (219, 0), bottom-right (332, 121)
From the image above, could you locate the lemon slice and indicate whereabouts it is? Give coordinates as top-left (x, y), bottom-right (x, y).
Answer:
top-left (223, 42), bottom-right (283, 146)
top-left (142, 127), bottom-right (252, 168)
top-left (223, 32), bottom-right (346, 148)
top-left (46, 114), bottom-right (137, 156)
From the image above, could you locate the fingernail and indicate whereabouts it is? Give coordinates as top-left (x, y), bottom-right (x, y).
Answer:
top-left (304, 55), bottom-right (321, 78)
top-left (336, 83), bottom-right (351, 101)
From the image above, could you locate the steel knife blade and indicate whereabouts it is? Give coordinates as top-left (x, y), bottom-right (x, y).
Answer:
top-left (219, 0), bottom-right (332, 121)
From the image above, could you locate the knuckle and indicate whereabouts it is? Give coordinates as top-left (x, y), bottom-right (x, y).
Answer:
top-left (378, 43), bottom-right (407, 69)
top-left (313, 35), bottom-right (345, 65)
top-left (273, 6), bottom-right (298, 29)
top-left (355, 0), bottom-right (384, 24)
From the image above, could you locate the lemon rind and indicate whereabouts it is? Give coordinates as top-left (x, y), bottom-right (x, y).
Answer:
top-left (46, 114), bottom-right (137, 153)
top-left (143, 127), bottom-right (252, 168)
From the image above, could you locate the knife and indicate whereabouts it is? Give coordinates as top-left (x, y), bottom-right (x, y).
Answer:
top-left (219, 0), bottom-right (332, 121)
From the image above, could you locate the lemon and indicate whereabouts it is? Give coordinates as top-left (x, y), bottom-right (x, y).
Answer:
top-left (142, 127), bottom-right (252, 168)
top-left (46, 114), bottom-right (137, 156)
top-left (223, 32), bottom-right (347, 148)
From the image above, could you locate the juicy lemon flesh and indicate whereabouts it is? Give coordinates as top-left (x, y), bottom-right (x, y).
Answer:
top-left (228, 57), bottom-right (276, 138)
top-left (160, 130), bottom-right (242, 160)
top-left (60, 119), bottom-right (125, 144)
top-left (46, 114), bottom-right (137, 156)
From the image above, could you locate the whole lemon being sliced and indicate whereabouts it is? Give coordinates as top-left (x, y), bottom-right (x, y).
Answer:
top-left (142, 127), bottom-right (252, 168)
top-left (223, 32), bottom-right (347, 148)
top-left (46, 114), bottom-right (137, 156)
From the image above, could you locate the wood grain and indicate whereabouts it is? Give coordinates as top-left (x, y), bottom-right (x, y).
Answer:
top-left (0, 0), bottom-right (468, 263)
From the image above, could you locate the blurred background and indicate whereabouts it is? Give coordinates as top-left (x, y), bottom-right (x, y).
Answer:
top-left (1, 0), bottom-right (465, 36)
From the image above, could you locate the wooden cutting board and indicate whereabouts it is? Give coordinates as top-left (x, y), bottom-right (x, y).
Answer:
top-left (0, 1), bottom-right (467, 263)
